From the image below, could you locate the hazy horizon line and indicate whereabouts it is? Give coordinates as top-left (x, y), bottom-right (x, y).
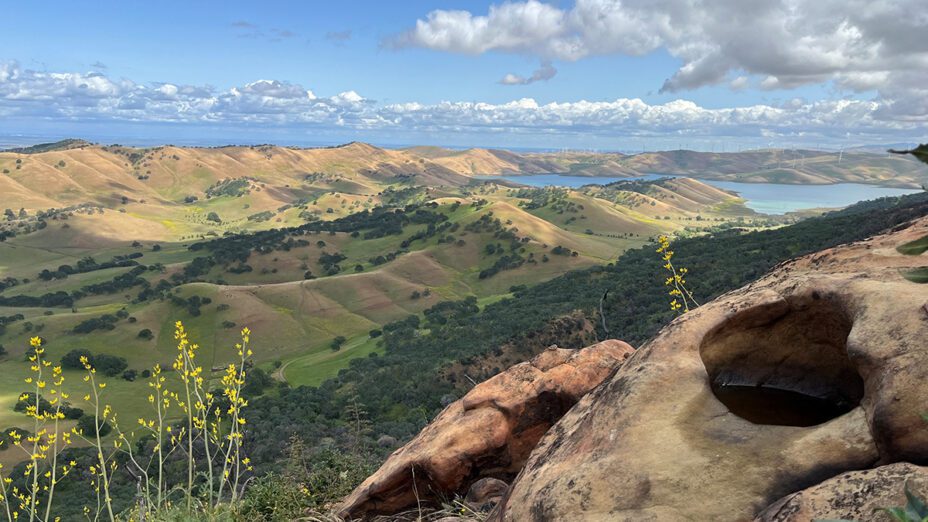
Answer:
top-left (1, 133), bottom-right (917, 156)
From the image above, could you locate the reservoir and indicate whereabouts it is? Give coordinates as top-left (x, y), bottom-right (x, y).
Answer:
top-left (478, 174), bottom-right (921, 215)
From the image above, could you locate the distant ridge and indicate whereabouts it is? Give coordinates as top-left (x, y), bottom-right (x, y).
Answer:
top-left (4, 138), bottom-right (93, 154)
top-left (2, 139), bottom-right (926, 194)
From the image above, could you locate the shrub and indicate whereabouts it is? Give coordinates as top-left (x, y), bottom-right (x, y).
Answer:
top-left (238, 472), bottom-right (308, 521)
top-left (239, 443), bottom-right (375, 520)
top-left (77, 414), bottom-right (111, 437)
top-left (72, 314), bottom-right (119, 334)
top-left (62, 405), bottom-right (83, 419)
top-left (14, 392), bottom-right (52, 415)
top-left (0, 428), bottom-right (31, 450)
top-left (61, 348), bottom-right (93, 369)
top-left (242, 367), bottom-right (273, 396)
top-left (93, 353), bottom-right (128, 376)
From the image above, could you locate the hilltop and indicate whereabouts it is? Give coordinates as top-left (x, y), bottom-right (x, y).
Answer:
top-left (1, 141), bottom-right (925, 218)
top-left (3, 138), bottom-right (94, 154)
top-left (0, 141), bottom-right (469, 213)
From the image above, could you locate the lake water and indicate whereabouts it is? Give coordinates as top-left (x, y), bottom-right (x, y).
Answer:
top-left (477, 174), bottom-right (921, 215)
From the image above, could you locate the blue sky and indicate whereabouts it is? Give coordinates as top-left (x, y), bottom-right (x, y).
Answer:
top-left (0, 0), bottom-right (925, 150)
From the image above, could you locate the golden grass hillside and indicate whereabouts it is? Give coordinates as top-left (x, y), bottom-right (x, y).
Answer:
top-left (4, 142), bottom-right (923, 221)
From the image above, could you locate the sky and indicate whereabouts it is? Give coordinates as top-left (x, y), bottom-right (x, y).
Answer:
top-left (0, 0), bottom-right (926, 151)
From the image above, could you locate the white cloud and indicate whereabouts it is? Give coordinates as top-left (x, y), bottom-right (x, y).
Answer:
top-left (500, 62), bottom-right (557, 85)
top-left (332, 90), bottom-right (364, 104)
top-left (391, 0), bottom-right (928, 119)
top-left (729, 76), bottom-right (749, 90)
top-left (391, 1), bottom-right (566, 56)
top-left (0, 61), bottom-right (924, 145)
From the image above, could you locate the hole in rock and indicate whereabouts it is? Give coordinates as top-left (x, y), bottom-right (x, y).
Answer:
top-left (700, 294), bottom-right (863, 427)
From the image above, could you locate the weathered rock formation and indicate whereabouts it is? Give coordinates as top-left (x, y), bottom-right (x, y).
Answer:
top-left (493, 216), bottom-right (928, 520)
top-left (337, 340), bottom-right (634, 520)
top-left (465, 478), bottom-right (510, 512)
top-left (756, 463), bottom-right (928, 521)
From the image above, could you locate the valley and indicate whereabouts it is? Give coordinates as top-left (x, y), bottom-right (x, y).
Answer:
top-left (0, 139), bottom-right (785, 443)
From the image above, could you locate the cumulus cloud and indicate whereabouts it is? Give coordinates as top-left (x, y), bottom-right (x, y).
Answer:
top-left (729, 76), bottom-right (749, 90)
top-left (0, 62), bottom-right (368, 125)
top-left (390, 1), bottom-right (566, 55)
top-left (391, 0), bottom-right (928, 119)
top-left (0, 61), bottom-right (923, 144)
top-left (378, 97), bottom-right (901, 142)
top-left (499, 62), bottom-right (557, 85)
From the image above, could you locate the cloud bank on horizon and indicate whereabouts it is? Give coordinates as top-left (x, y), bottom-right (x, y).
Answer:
top-left (1, 0), bottom-right (926, 148)
top-left (392, 0), bottom-right (927, 116)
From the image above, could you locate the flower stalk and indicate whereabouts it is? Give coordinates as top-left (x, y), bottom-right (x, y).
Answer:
top-left (656, 235), bottom-right (699, 313)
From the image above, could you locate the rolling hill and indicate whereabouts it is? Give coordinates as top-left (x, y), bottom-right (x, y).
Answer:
top-left (2, 141), bottom-right (926, 223)
top-left (2, 138), bottom-right (916, 451)
top-left (0, 140), bottom-right (776, 440)
top-left (408, 145), bottom-right (928, 187)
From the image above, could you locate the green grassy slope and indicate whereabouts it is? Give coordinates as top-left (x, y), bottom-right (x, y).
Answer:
top-left (0, 166), bottom-right (765, 435)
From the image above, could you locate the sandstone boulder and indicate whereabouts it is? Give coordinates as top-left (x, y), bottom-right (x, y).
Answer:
top-left (337, 340), bottom-right (634, 520)
top-left (756, 463), bottom-right (928, 521)
top-left (493, 217), bottom-right (928, 521)
top-left (465, 478), bottom-right (509, 512)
